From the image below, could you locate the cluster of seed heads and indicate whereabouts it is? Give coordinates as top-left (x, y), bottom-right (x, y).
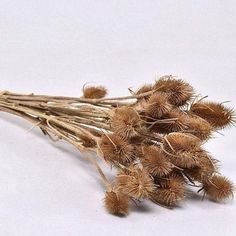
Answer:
top-left (0, 76), bottom-right (235, 216)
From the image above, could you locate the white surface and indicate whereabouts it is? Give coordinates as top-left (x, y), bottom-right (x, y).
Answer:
top-left (0, 1), bottom-right (236, 235)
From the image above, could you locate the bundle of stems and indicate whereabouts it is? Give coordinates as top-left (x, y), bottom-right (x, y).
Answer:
top-left (0, 76), bottom-right (235, 216)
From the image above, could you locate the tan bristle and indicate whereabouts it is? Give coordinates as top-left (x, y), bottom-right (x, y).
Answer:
top-left (99, 134), bottom-right (136, 166)
top-left (203, 175), bottom-right (234, 202)
top-left (111, 107), bottom-right (142, 139)
top-left (145, 92), bottom-right (172, 118)
top-left (191, 102), bottom-right (235, 129)
top-left (149, 109), bottom-right (187, 133)
top-left (104, 190), bottom-right (130, 216)
top-left (150, 172), bottom-right (187, 206)
top-left (163, 132), bottom-right (202, 152)
top-left (184, 116), bottom-right (213, 140)
top-left (83, 86), bottom-right (107, 99)
top-left (141, 145), bottom-right (173, 177)
top-left (154, 76), bottom-right (194, 106)
top-left (117, 166), bottom-right (155, 200)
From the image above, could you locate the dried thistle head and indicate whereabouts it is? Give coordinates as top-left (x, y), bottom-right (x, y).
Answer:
top-left (135, 84), bottom-right (153, 98)
top-left (184, 116), bottom-right (213, 140)
top-left (170, 150), bottom-right (198, 168)
top-left (111, 107), bottom-right (142, 139)
top-left (164, 148), bottom-right (210, 169)
top-left (150, 172), bottom-right (187, 206)
top-left (184, 152), bottom-right (218, 182)
top-left (104, 190), bottom-right (130, 216)
top-left (163, 132), bottom-right (201, 152)
top-left (202, 175), bottom-right (234, 202)
top-left (145, 92), bottom-right (172, 118)
top-left (99, 134), bottom-right (136, 166)
top-left (190, 102), bottom-right (235, 129)
top-left (149, 109), bottom-right (187, 134)
top-left (83, 86), bottom-right (107, 99)
top-left (141, 145), bottom-right (173, 177)
top-left (154, 76), bottom-right (194, 106)
top-left (117, 166), bottom-right (155, 200)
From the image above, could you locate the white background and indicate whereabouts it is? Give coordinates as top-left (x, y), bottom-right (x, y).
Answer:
top-left (0, 1), bottom-right (236, 235)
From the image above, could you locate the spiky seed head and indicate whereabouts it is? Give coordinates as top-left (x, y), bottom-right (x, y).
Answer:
top-left (117, 166), bottom-right (155, 200)
top-left (154, 76), bottom-right (194, 106)
top-left (164, 148), bottom-right (210, 169)
top-left (184, 116), bottom-right (213, 140)
top-left (111, 107), bottom-right (142, 139)
top-left (149, 109), bottom-right (188, 134)
top-left (191, 102), bottom-right (235, 129)
top-left (141, 145), bottom-right (173, 177)
top-left (145, 92), bottom-right (172, 118)
top-left (203, 175), bottom-right (234, 202)
top-left (171, 150), bottom-right (198, 168)
top-left (104, 190), bottom-right (130, 216)
top-left (135, 84), bottom-right (153, 98)
top-left (163, 132), bottom-right (202, 152)
top-left (83, 86), bottom-right (107, 99)
top-left (184, 152), bottom-right (218, 182)
top-left (150, 172), bottom-right (187, 206)
top-left (99, 134), bottom-right (136, 166)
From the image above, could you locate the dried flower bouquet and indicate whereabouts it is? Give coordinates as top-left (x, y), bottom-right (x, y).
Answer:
top-left (0, 76), bottom-right (235, 216)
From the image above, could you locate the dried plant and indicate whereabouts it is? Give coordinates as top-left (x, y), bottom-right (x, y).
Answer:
top-left (0, 75), bottom-right (235, 216)
top-left (104, 190), bottom-right (130, 216)
top-left (201, 175), bottom-right (234, 202)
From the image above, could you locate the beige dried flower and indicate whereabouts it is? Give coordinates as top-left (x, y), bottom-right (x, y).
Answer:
top-left (141, 145), bottom-right (173, 177)
top-left (145, 92), bottom-right (172, 118)
top-left (111, 107), bottom-right (142, 139)
top-left (184, 153), bottom-right (218, 182)
top-left (163, 132), bottom-right (202, 152)
top-left (104, 190), bottom-right (130, 216)
top-left (135, 84), bottom-right (153, 98)
top-left (202, 175), bottom-right (234, 202)
top-left (99, 134), bottom-right (136, 166)
top-left (150, 172), bottom-right (187, 206)
top-left (190, 102), bottom-right (235, 129)
top-left (149, 109), bottom-right (187, 133)
top-left (154, 76), bottom-right (194, 106)
top-left (83, 85), bottom-right (107, 99)
top-left (117, 166), bottom-right (155, 199)
top-left (184, 116), bottom-right (213, 140)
